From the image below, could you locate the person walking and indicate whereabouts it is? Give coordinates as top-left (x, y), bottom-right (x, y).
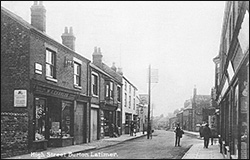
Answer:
top-left (174, 123), bottom-right (184, 147)
top-left (130, 121), bottom-right (134, 136)
top-left (202, 123), bottom-right (211, 148)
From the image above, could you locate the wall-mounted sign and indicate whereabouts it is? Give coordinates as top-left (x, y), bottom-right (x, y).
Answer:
top-left (14, 90), bottom-right (27, 107)
top-left (35, 63), bottom-right (42, 74)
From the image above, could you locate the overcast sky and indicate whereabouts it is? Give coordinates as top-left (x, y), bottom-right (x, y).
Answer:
top-left (1, 1), bottom-right (226, 116)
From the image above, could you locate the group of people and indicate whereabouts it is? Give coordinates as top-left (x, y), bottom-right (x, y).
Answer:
top-left (174, 122), bottom-right (215, 148)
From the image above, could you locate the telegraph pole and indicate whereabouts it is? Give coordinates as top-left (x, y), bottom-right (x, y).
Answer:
top-left (147, 64), bottom-right (151, 139)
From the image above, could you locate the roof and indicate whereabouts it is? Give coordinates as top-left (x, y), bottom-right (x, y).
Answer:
top-left (90, 63), bottom-right (122, 84)
top-left (1, 6), bottom-right (90, 63)
top-left (123, 76), bottom-right (138, 90)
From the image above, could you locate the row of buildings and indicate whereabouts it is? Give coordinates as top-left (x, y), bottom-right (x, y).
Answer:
top-left (169, 1), bottom-right (249, 159)
top-left (168, 87), bottom-right (214, 132)
top-left (211, 1), bottom-right (249, 159)
top-left (1, 2), bottom-right (148, 158)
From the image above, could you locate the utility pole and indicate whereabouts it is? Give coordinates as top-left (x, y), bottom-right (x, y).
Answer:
top-left (147, 64), bottom-right (151, 139)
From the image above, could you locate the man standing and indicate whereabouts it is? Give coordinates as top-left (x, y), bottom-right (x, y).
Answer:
top-left (202, 123), bottom-right (211, 148)
top-left (174, 123), bottom-right (184, 147)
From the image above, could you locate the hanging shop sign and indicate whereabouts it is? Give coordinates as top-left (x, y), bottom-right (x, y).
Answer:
top-left (14, 90), bottom-right (27, 107)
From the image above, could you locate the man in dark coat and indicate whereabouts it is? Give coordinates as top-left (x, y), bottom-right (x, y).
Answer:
top-left (202, 123), bottom-right (211, 148)
top-left (174, 123), bottom-right (184, 147)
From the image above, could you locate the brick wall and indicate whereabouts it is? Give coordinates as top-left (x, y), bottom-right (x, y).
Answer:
top-left (1, 9), bottom-right (30, 112)
top-left (1, 112), bottom-right (29, 158)
top-left (29, 32), bottom-right (89, 95)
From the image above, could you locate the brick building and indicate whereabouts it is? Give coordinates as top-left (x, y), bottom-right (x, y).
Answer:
top-left (213, 1), bottom-right (249, 159)
top-left (90, 47), bottom-right (123, 140)
top-left (1, 2), bottom-right (91, 158)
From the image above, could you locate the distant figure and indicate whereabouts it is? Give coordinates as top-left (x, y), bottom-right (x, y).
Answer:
top-left (130, 121), bottom-right (134, 136)
top-left (110, 123), bottom-right (114, 137)
top-left (202, 123), bottom-right (211, 148)
top-left (133, 121), bottom-right (137, 136)
top-left (174, 123), bottom-right (184, 147)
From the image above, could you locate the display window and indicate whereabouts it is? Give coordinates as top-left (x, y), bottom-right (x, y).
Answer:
top-left (34, 97), bottom-right (47, 141)
top-left (49, 100), bottom-right (73, 139)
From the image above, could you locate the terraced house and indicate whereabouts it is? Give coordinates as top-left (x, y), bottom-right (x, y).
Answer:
top-left (1, 2), bottom-right (92, 158)
top-left (90, 47), bottom-right (123, 140)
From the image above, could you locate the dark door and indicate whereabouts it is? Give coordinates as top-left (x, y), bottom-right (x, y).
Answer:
top-left (74, 102), bottom-right (86, 144)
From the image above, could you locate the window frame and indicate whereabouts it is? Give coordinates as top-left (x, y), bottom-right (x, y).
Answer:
top-left (117, 85), bottom-right (121, 102)
top-left (73, 62), bottom-right (81, 87)
top-left (91, 72), bottom-right (99, 97)
top-left (45, 49), bottom-right (57, 81)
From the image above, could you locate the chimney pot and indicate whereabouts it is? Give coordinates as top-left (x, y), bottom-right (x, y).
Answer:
top-left (69, 27), bottom-right (73, 34)
top-left (64, 27), bottom-right (68, 34)
top-left (98, 47), bottom-right (101, 54)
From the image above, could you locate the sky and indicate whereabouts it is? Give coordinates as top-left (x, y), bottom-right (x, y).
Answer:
top-left (1, 1), bottom-right (226, 117)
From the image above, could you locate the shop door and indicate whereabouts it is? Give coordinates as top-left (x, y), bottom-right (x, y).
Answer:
top-left (90, 109), bottom-right (98, 141)
top-left (74, 103), bottom-right (86, 144)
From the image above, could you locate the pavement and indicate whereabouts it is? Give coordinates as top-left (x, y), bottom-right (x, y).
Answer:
top-left (4, 132), bottom-right (147, 159)
top-left (182, 130), bottom-right (225, 159)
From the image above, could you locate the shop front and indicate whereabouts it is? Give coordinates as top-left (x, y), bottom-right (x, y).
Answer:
top-left (31, 81), bottom-right (89, 151)
top-left (100, 103), bottom-right (117, 137)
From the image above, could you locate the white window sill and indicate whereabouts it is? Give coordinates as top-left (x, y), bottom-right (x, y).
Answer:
top-left (46, 76), bottom-right (58, 83)
top-left (74, 85), bottom-right (82, 90)
top-left (92, 94), bottom-right (99, 98)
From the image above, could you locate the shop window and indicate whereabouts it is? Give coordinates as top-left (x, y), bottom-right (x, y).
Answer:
top-left (49, 100), bottom-right (73, 139)
top-left (34, 97), bottom-right (46, 141)
top-left (61, 101), bottom-right (72, 138)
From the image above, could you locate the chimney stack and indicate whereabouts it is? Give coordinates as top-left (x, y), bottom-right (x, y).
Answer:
top-left (61, 27), bottom-right (76, 51)
top-left (31, 1), bottom-right (46, 32)
top-left (111, 62), bottom-right (117, 72)
top-left (92, 47), bottom-right (103, 67)
top-left (117, 67), bottom-right (123, 75)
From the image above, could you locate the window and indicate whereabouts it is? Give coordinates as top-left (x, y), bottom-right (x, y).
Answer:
top-left (92, 73), bottom-right (98, 96)
top-left (125, 81), bottom-right (127, 91)
top-left (105, 81), bottom-right (114, 99)
top-left (133, 98), bottom-right (135, 110)
top-left (110, 82), bottom-right (114, 99)
top-left (124, 93), bottom-right (127, 107)
top-left (74, 62), bottom-right (81, 86)
top-left (46, 49), bottom-right (56, 79)
top-left (129, 85), bottom-right (131, 93)
top-left (129, 96), bottom-right (131, 108)
top-left (134, 88), bottom-right (136, 96)
top-left (117, 85), bottom-right (121, 102)
top-left (106, 83), bottom-right (109, 98)
top-left (34, 97), bottom-right (46, 141)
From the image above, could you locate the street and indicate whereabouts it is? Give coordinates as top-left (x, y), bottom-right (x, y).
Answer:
top-left (59, 130), bottom-right (201, 159)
